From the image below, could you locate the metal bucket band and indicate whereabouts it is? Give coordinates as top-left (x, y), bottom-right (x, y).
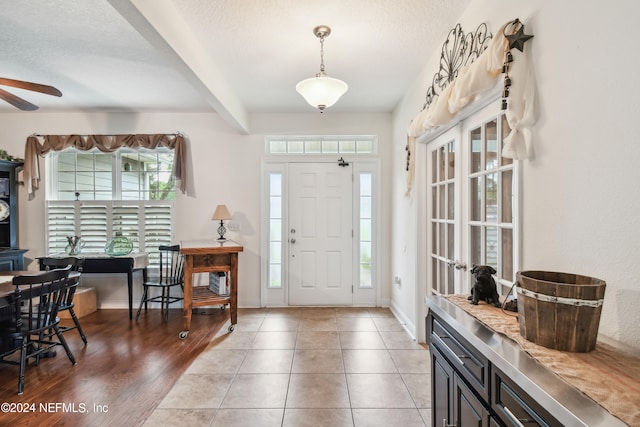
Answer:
top-left (517, 287), bottom-right (604, 308)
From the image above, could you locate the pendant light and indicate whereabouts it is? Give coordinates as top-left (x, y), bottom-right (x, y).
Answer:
top-left (296, 25), bottom-right (348, 112)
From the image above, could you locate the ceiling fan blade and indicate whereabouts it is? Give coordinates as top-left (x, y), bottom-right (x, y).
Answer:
top-left (0, 88), bottom-right (38, 111)
top-left (0, 77), bottom-right (62, 97)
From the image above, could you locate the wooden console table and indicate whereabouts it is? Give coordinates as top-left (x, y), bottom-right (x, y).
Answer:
top-left (179, 239), bottom-right (243, 339)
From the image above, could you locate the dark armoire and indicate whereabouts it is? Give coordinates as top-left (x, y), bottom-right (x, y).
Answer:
top-left (0, 160), bottom-right (27, 271)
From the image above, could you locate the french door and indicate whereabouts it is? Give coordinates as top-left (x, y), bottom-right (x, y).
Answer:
top-left (427, 127), bottom-right (465, 295)
top-left (427, 104), bottom-right (519, 297)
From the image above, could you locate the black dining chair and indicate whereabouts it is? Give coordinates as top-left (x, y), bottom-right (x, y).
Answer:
top-left (40, 257), bottom-right (87, 344)
top-left (136, 245), bottom-right (184, 321)
top-left (0, 269), bottom-right (76, 395)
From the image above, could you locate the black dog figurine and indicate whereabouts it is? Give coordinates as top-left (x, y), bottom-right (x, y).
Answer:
top-left (468, 265), bottom-right (501, 307)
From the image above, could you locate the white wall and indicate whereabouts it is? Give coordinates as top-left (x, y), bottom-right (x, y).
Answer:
top-left (0, 110), bottom-right (392, 309)
top-left (391, 0), bottom-right (640, 349)
top-left (6, 0), bottom-right (639, 350)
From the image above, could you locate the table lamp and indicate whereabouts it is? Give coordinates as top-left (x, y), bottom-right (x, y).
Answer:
top-left (212, 204), bottom-right (232, 240)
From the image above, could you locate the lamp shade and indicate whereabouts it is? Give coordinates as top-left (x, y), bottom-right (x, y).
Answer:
top-left (296, 75), bottom-right (348, 110)
top-left (212, 204), bottom-right (231, 220)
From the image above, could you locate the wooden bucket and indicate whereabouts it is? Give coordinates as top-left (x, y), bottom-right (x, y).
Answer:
top-left (516, 271), bottom-right (606, 352)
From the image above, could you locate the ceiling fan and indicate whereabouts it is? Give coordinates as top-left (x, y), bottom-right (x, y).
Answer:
top-left (0, 77), bottom-right (62, 111)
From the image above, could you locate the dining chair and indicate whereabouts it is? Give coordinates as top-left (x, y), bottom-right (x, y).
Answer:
top-left (40, 257), bottom-right (87, 344)
top-left (0, 269), bottom-right (76, 394)
top-left (136, 245), bottom-right (184, 321)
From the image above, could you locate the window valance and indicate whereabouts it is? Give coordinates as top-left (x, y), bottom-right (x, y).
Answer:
top-left (24, 133), bottom-right (187, 199)
top-left (408, 19), bottom-right (537, 158)
top-left (405, 19), bottom-right (537, 196)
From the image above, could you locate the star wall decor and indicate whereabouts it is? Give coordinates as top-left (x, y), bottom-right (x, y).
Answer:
top-left (500, 18), bottom-right (534, 110)
top-left (504, 18), bottom-right (534, 52)
top-left (506, 25), bottom-right (534, 52)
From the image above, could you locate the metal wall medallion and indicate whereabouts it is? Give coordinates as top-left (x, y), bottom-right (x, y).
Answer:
top-left (406, 23), bottom-right (492, 177)
top-left (422, 23), bottom-right (492, 111)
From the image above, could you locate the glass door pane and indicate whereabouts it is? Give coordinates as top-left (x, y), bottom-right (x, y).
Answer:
top-left (465, 113), bottom-right (517, 296)
top-left (428, 133), bottom-right (458, 295)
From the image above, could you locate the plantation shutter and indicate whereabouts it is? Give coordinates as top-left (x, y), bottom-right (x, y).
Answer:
top-left (46, 202), bottom-right (77, 254)
top-left (46, 201), bottom-right (173, 266)
top-left (142, 204), bottom-right (173, 265)
top-left (79, 203), bottom-right (108, 252)
top-left (113, 204), bottom-right (141, 252)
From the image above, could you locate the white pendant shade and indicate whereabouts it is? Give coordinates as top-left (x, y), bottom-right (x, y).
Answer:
top-left (296, 25), bottom-right (348, 111)
top-left (296, 75), bottom-right (348, 110)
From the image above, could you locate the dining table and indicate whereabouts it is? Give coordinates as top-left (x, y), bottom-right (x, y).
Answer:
top-left (0, 270), bottom-right (80, 304)
top-left (0, 272), bottom-right (24, 353)
top-left (0, 270), bottom-right (81, 354)
top-left (0, 270), bottom-right (82, 308)
top-left (0, 271), bottom-right (29, 309)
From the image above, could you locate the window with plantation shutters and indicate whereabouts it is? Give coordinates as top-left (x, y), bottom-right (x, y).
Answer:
top-left (79, 203), bottom-right (108, 252)
top-left (45, 149), bottom-right (175, 267)
top-left (46, 201), bottom-right (173, 261)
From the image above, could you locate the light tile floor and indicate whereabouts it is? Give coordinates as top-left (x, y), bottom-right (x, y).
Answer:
top-left (143, 307), bottom-right (432, 427)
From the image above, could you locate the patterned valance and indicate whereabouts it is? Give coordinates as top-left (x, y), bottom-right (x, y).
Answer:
top-left (24, 133), bottom-right (187, 199)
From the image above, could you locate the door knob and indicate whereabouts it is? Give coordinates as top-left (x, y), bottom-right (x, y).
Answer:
top-left (446, 260), bottom-right (467, 270)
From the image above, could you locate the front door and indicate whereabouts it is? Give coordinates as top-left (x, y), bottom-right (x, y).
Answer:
top-left (288, 162), bottom-right (353, 305)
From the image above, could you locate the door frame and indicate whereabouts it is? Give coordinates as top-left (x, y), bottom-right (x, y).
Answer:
top-left (261, 157), bottom-right (382, 307)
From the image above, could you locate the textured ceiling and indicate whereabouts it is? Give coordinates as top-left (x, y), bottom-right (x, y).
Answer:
top-left (0, 0), bottom-right (471, 129)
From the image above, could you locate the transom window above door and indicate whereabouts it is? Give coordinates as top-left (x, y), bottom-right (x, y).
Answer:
top-left (266, 135), bottom-right (377, 155)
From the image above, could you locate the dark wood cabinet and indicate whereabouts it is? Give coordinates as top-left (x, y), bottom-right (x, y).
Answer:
top-left (492, 366), bottom-right (558, 427)
top-left (430, 318), bottom-right (492, 427)
top-left (0, 249), bottom-right (27, 271)
top-left (0, 160), bottom-right (26, 271)
top-left (426, 296), bottom-right (624, 427)
top-left (427, 298), bottom-right (569, 427)
top-left (432, 345), bottom-right (453, 426)
top-left (428, 309), bottom-right (560, 427)
top-left (453, 373), bottom-right (489, 427)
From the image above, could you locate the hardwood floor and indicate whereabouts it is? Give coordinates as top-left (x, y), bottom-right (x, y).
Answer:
top-left (0, 308), bottom-right (227, 427)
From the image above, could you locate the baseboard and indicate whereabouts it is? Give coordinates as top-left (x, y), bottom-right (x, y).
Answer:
top-left (389, 301), bottom-right (417, 340)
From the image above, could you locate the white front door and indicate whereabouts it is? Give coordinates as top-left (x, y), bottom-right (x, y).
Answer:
top-left (288, 162), bottom-right (353, 305)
